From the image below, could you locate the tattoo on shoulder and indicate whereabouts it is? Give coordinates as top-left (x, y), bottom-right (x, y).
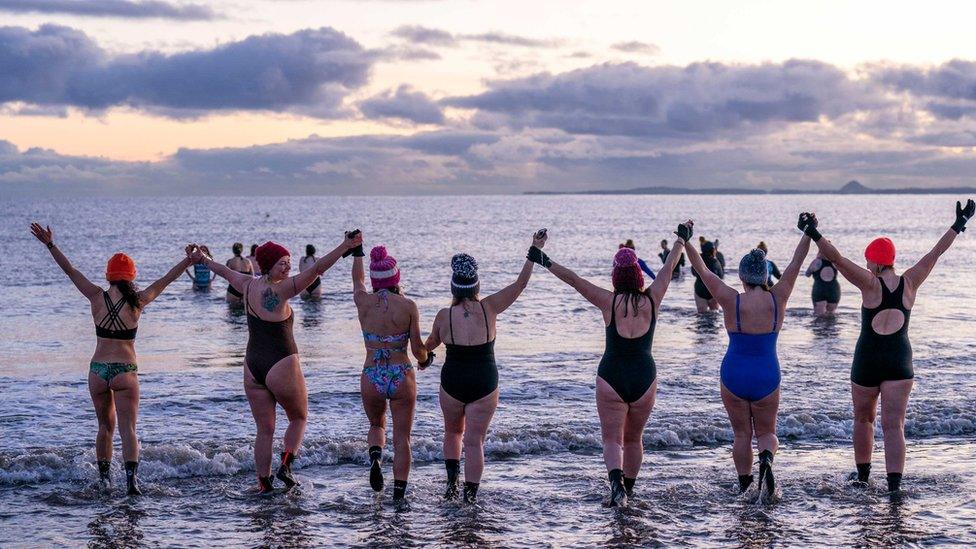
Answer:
top-left (262, 287), bottom-right (281, 312)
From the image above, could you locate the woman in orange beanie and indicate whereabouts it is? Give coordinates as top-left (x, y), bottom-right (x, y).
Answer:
top-left (194, 230), bottom-right (363, 493)
top-left (30, 222), bottom-right (194, 496)
top-left (797, 200), bottom-right (974, 492)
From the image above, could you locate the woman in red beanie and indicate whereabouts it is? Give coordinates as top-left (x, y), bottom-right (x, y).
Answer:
top-left (195, 231), bottom-right (363, 493)
top-left (797, 200), bottom-right (975, 492)
top-left (30, 222), bottom-right (194, 496)
top-left (352, 245), bottom-right (430, 502)
top-left (531, 226), bottom-right (686, 507)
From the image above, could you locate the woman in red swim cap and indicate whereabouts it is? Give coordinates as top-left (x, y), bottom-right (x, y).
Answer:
top-left (30, 222), bottom-right (194, 496)
top-left (797, 199), bottom-right (975, 492)
top-left (193, 230), bottom-right (363, 493)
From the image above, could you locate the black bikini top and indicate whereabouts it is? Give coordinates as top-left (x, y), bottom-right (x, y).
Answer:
top-left (95, 291), bottom-right (137, 340)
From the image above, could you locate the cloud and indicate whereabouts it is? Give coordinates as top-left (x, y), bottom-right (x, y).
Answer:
top-left (872, 59), bottom-right (976, 101)
top-left (446, 60), bottom-right (884, 139)
top-left (0, 0), bottom-right (217, 20)
top-left (359, 85), bottom-right (445, 124)
top-left (0, 24), bottom-right (373, 117)
top-left (610, 41), bottom-right (660, 55)
top-left (389, 25), bottom-right (562, 48)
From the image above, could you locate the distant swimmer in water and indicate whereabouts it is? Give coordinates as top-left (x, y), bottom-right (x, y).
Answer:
top-left (299, 244), bottom-right (322, 302)
top-left (535, 227), bottom-right (686, 507)
top-left (424, 231), bottom-right (546, 503)
top-left (352, 245), bottom-right (430, 502)
top-left (691, 240), bottom-right (725, 313)
top-left (757, 242), bottom-right (782, 286)
top-left (805, 251), bottom-right (841, 316)
top-left (31, 223), bottom-right (194, 495)
top-left (799, 200), bottom-right (975, 492)
top-left (185, 256), bottom-right (215, 290)
top-left (225, 243), bottom-right (254, 305)
top-left (682, 218), bottom-right (812, 500)
top-left (619, 239), bottom-right (656, 279)
top-left (195, 231), bottom-right (363, 492)
top-left (247, 244), bottom-right (261, 276)
top-left (659, 239), bottom-right (684, 279)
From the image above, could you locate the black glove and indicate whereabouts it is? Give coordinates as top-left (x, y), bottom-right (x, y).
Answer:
top-left (798, 213), bottom-right (822, 242)
top-left (342, 229), bottom-right (365, 257)
top-left (527, 245), bottom-right (552, 268)
top-left (674, 223), bottom-right (693, 242)
top-left (951, 199), bottom-right (975, 233)
top-left (418, 352), bottom-right (435, 370)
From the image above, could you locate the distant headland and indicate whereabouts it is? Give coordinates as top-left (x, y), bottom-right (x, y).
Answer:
top-left (525, 180), bottom-right (976, 195)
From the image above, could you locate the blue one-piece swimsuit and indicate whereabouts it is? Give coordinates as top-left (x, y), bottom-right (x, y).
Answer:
top-left (720, 293), bottom-right (781, 401)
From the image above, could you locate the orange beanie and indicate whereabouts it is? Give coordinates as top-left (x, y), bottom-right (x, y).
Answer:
top-left (106, 253), bottom-right (137, 282)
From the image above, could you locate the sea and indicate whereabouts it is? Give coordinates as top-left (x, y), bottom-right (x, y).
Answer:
top-left (1, 195), bottom-right (975, 547)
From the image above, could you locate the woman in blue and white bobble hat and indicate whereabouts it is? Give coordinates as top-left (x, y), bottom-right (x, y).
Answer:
top-left (425, 229), bottom-right (548, 503)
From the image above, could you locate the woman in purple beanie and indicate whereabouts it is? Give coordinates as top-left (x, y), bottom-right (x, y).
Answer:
top-left (352, 245), bottom-right (430, 502)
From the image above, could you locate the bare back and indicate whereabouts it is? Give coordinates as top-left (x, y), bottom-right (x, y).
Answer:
top-left (89, 285), bottom-right (142, 363)
top-left (722, 289), bottom-right (780, 334)
top-left (226, 256), bottom-right (252, 274)
top-left (602, 293), bottom-right (654, 338)
top-left (244, 277), bottom-right (293, 321)
top-left (439, 299), bottom-right (495, 345)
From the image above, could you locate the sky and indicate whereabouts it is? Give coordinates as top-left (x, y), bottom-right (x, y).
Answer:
top-left (3, 0), bottom-right (976, 196)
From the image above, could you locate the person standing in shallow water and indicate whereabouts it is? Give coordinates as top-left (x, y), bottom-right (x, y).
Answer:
top-left (533, 227), bottom-right (687, 507)
top-left (299, 244), bottom-right (323, 302)
top-left (424, 231), bottom-right (546, 503)
top-left (691, 240), bottom-right (724, 312)
top-left (620, 239), bottom-right (656, 280)
top-left (247, 244), bottom-right (261, 276)
top-left (30, 223), bottom-right (194, 495)
top-left (659, 239), bottom-right (684, 279)
top-left (798, 201), bottom-right (975, 492)
top-left (683, 218), bottom-right (811, 501)
top-left (805, 251), bottom-right (841, 316)
top-left (352, 245), bottom-right (430, 502)
top-left (225, 243), bottom-right (253, 305)
top-left (195, 231), bottom-right (363, 492)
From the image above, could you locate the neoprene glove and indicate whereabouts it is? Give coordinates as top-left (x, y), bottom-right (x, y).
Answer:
top-left (527, 245), bottom-right (552, 268)
top-left (798, 213), bottom-right (822, 242)
top-left (951, 199), bottom-right (976, 233)
top-left (674, 223), bottom-right (693, 242)
top-left (342, 229), bottom-right (365, 257)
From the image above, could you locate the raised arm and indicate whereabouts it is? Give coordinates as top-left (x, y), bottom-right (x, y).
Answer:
top-left (279, 230), bottom-right (362, 301)
top-left (200, 250), bottom-right (253, 294)
top-left (649, 227), bottom-right (688, 304)
top-left (771, 226), bottom-right (812, 302)
top-left (682, 222), bottom-right (737, 303)
top-left (483, 230), bottom-right (547, 315)
top-left (31, 223), bottom-right (102, 300)
top-left (531, 232), bottom-right (614, 310)
top-left (904, 199), bottom-right (974, 289)
top-left (799, 213), bottom-right (877, 291)
top-left (140, 247), bottom-right (194, 306)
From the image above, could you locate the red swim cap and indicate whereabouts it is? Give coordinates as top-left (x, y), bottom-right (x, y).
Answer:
top-left (864, 237), bottom-right (896, 266)
top-left (255, 241), bottom-right (290, 274)
top-left (106, 252), bottom-right (137, 282)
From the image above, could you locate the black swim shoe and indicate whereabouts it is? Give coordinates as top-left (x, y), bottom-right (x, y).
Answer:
top-left (257, 475), bottom-right (274, 494)
top-left (738, 474), bottom-right (754, 493)
top-left (393, 480), bottom-right (408, 502)
top-left (444, 459), bottom-right (460, 500)
top-left (624, 477), bottom-right (636, 498)
top-left (463, 481), bottom-right (479, 504)
top-left (887, 472), bottom-right (903, 493)
top-left (757, 451), bottom-right (775, 502)
top-left (847, 472), bottom-right (868, 488)
top-left (608, 469), bottom-right (628, 507)
top-left (368, 446), bottom-right (383, 492)
top-left (276, 451), bottom-right (298, 488)
top-left (124, 461), bottom-right (142, 496)
top-left (97, 460), bottom-right (112, 488)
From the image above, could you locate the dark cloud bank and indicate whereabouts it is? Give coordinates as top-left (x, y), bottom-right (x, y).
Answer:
top-left (0, 0), bottom-right (217, 20)
top-left (2, 23), bottom-right (976, 196)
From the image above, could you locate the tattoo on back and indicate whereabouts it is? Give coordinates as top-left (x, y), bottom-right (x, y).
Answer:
top-left (262, 287), bottom-right (280, 312)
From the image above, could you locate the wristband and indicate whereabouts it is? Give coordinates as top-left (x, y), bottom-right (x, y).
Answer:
top-left (804, 227), bottom-right (823, 242)
top-left (419, 352), bottom-right (435, 370)
top-left (46, 242), bottom-right (55, 250)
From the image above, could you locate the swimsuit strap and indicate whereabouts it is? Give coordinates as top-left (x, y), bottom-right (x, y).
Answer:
top-left (770, 291), bottom-right (779, 332)
top-left (609, 294), bottom-right (618, 326)
top-left (881, 276), bottom-right (907, 310)
top-left (448, 305), bottom-right (454, 344)
top-left (243, 279), bottom-right (254, 317)
top-left (480, 301), bottom-right (489, 341)
top-left (649, 293), bottom-right (656, 325)
top-left (99, 291), bottom-right (129, 331)
top-left (734, 294), bottom-right (742, 332)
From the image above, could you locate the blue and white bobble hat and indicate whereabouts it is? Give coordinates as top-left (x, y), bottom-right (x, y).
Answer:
top-left (451, 253), bottom-right (479, 291)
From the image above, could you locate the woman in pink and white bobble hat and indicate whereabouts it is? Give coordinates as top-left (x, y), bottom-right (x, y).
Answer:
top-left (351, 244), bottom-right (430, 502)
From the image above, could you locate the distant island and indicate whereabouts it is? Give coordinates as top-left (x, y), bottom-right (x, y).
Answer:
top-left (525, 180), bottom-right (976, 195)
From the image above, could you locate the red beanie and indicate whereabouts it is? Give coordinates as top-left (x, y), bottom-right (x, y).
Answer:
top-left (255, 241), bottom-right (290, 274)
top-left (106, 253), bottom-right (137, 282)
top-left (611, 248), bottom-right (644, 291)
top-left (864, 237), bottom-right (895, 267)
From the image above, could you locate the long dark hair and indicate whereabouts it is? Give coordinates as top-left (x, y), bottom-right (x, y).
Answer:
top-left (111, 280), bottom-right (141, 310)
top-left (614, 288), bottom-right (650, 318)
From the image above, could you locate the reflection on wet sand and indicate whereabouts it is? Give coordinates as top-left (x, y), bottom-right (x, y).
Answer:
top-left (87, 503), bottom-right (145, 549)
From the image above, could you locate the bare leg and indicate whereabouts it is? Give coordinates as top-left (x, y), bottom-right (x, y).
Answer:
top-left (826, 303), bottom-right (839, 314)
top-left (694, 295), bottom-right (710, 314)
top-left (110, 372), bottom-right (141, 462)
top-left (439, 387), bottom-right (465, 461)
top-left (244, 365), bottom-right (278, 477)
top-left (460, 389), bottom-right (499, 484)
top-left (708, 298), bottom-right (720, 310)
top-left (621, 380), bottom-right (657, 478)
top-left (360, 374), bottom-right (388, 452)
top-left (721, 383), bottom-right (754, 476)
top-left (389, 372), bottom-right (417, 482)
top-left (813, 301), bottom-right (828, 316)
top-left (265, 356), bottom-right (308, 455)
top-left (595, 377), bottom-right (628, 472)
top-left (879, 379), bottom-right (913, 474)
top-left (750, 388), bottom-right (780, 455)
top-left (851, 383), bottom-right (881, 467)
top-left (88, 372), bottom-right (116, 462)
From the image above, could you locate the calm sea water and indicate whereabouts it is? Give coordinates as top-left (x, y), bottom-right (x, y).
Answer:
top-left (2, 195), bottom-right (975, 547)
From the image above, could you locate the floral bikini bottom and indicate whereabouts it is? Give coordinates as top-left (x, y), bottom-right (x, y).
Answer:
top-left (362, 330), bottom-right (412, 399)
